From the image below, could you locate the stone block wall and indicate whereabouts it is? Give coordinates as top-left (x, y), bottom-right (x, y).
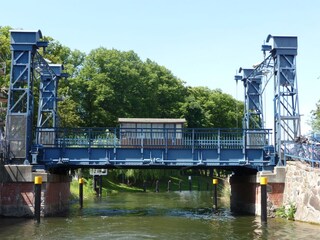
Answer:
top-left (283, 161), bottom-right (320, 224)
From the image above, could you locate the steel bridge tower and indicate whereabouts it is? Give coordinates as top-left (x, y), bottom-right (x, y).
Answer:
top-left (236, 68), bottom-right (264, 130)
top-left (35, 63), bottom-right (66, 152)
top-left (6, 30), bottom-right (65, 162)
top-left (6, 30), bottom-right (47, 161)
top-left (37, 63), bottom-right (65, 129)
top-left (235, 35), bottom-right (300, 165)
top-left (267, 35), bottom-right (300, 164)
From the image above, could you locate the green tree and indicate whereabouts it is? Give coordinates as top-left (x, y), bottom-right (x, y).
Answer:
top-left (0, 26), bottom-right (11, 87)
top-left (142, 59), bottom-right (187, 118)
top-left (180, 94), bottom-right (206, 128)
top-left (310, 100), bottom-right (320, 132)
top-left (181, 86), bottom-right (243, 128)
top-left (73, 48), bottom-right (187, 127)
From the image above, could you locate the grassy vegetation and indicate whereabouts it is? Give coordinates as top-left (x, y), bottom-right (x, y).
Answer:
top-left (70, 178), bottom-right (96, 200)
top-left (70, 174), bottom-right (228, 199)
top-left (275, 203), bottom-right (296, 220)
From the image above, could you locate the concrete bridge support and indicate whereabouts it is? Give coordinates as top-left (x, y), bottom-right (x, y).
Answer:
top-left (230, 167), bottom-right (286, 217)
top-left (0, 165), bottom-right (71, 217)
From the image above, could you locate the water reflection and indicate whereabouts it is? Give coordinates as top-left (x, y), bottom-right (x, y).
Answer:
top-left (0, 191), bottom-right (319, 239)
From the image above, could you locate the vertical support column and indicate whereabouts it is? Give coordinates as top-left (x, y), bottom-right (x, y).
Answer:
top-left (155, 180), bottom-right (159, 192)
top-left (99, 175), bottom-right (103, 197)
top-left (212, 178), bottom-right (218, 211)
top-left (143, 180), bottom-right (147, 192)
top-left (238, 68), bottom-right (263, 129)
top-left (34, 176), bottom-right (42, 223)
top-left (188, 176), bottom-right (192, 191)
top-left (167, 180), bottom-right (171, 192)
top-left (267, 35), bottom-right (300, 165)
top-left (93, 175), bottom-right (98, 195)
top-left (260, 177), bottom-right (268, 223)
top-left (6, 30), bottom-right (46, 161)
top-left (79, 178), bottom-right (84, 209)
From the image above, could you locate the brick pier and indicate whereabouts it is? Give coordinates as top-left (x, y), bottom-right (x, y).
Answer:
top-left (230, 167), bottom-right (286, 216)
top-left (0, 165), bottom-right (71, 217)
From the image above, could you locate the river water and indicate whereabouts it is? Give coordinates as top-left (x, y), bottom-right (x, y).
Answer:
top-left (0, 191), bottom-right (319, 239)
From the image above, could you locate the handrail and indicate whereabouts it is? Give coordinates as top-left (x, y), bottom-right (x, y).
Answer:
top-left (35, 127), bottom-right (272, 150)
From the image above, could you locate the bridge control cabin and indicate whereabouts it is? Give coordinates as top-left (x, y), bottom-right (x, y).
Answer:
top-left (118, 118), bottom-right (186, 147)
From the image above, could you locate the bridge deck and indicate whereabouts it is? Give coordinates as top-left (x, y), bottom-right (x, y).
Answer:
top-left (33, 127), bottom-right (275, 169)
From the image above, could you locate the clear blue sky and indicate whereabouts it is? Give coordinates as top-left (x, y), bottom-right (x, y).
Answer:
top-left (1, 0), bottom-right (319, 135)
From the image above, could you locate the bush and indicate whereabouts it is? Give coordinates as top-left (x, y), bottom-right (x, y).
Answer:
top-left (276, 203), bottom-right (296, 220)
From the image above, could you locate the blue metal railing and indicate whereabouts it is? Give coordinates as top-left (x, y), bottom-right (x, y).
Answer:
top-left (35, 127), bottom-right (272, 150)
top-left (284, 142), bottom-right (320, 168)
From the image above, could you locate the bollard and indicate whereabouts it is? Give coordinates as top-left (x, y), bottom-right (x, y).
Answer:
top-left (179, 180), bottom-right (182, 192)
top-left (188, 176), bottom-right (192, 191)
top-left (99, 175), bottom-right (103, 197)
top-left (93, 175), bottom-right (98, 195)
top-left (79, 178), bottom-right (84, 209)
top-left (34, 176), bottom-right (42, 223)
top-left (167, 180), bottom-right (171, 192)
top-left (143, 180), bottom-right (147, 192)
top-left (155, 180), bottom-right (159, 192)
top-left (260, 177), bottom-right (268, 223)
top-left (212, 178), bottom-right (218, 210)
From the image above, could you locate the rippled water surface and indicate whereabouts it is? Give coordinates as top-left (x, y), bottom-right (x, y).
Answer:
top-left (0, 191), bottom-right (319, 239)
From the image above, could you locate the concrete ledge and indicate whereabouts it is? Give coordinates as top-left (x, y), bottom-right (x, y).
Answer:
top-left (239, 167), bottom-right (286, 184)
top-left (257, 166), bottom-right (286, 183)
top-left (0, 165), bottom-right (33, 182)
top-left (1, 165), bottom-right (71, 183)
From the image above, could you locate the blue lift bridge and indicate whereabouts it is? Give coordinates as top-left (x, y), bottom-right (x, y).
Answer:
top-left (2, 30), bottom-right (302, 171)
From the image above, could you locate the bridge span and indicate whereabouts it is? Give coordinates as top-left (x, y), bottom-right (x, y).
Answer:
top-left (31, 127), bottom-right (274, 170)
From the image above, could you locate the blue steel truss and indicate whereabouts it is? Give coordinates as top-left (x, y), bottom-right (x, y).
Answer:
top-left (236, 68), bottom-right (264, 129)
top-left (33, 127), bottom-right (275, 169)
top-left (267, 35), bottom-right (301, 165)
top-left (235, 35), bottom-right (301, 166)
top-left (36, 62), bottom-right (62, 129)
top-left (6, 30), bottom-right (47, 160)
